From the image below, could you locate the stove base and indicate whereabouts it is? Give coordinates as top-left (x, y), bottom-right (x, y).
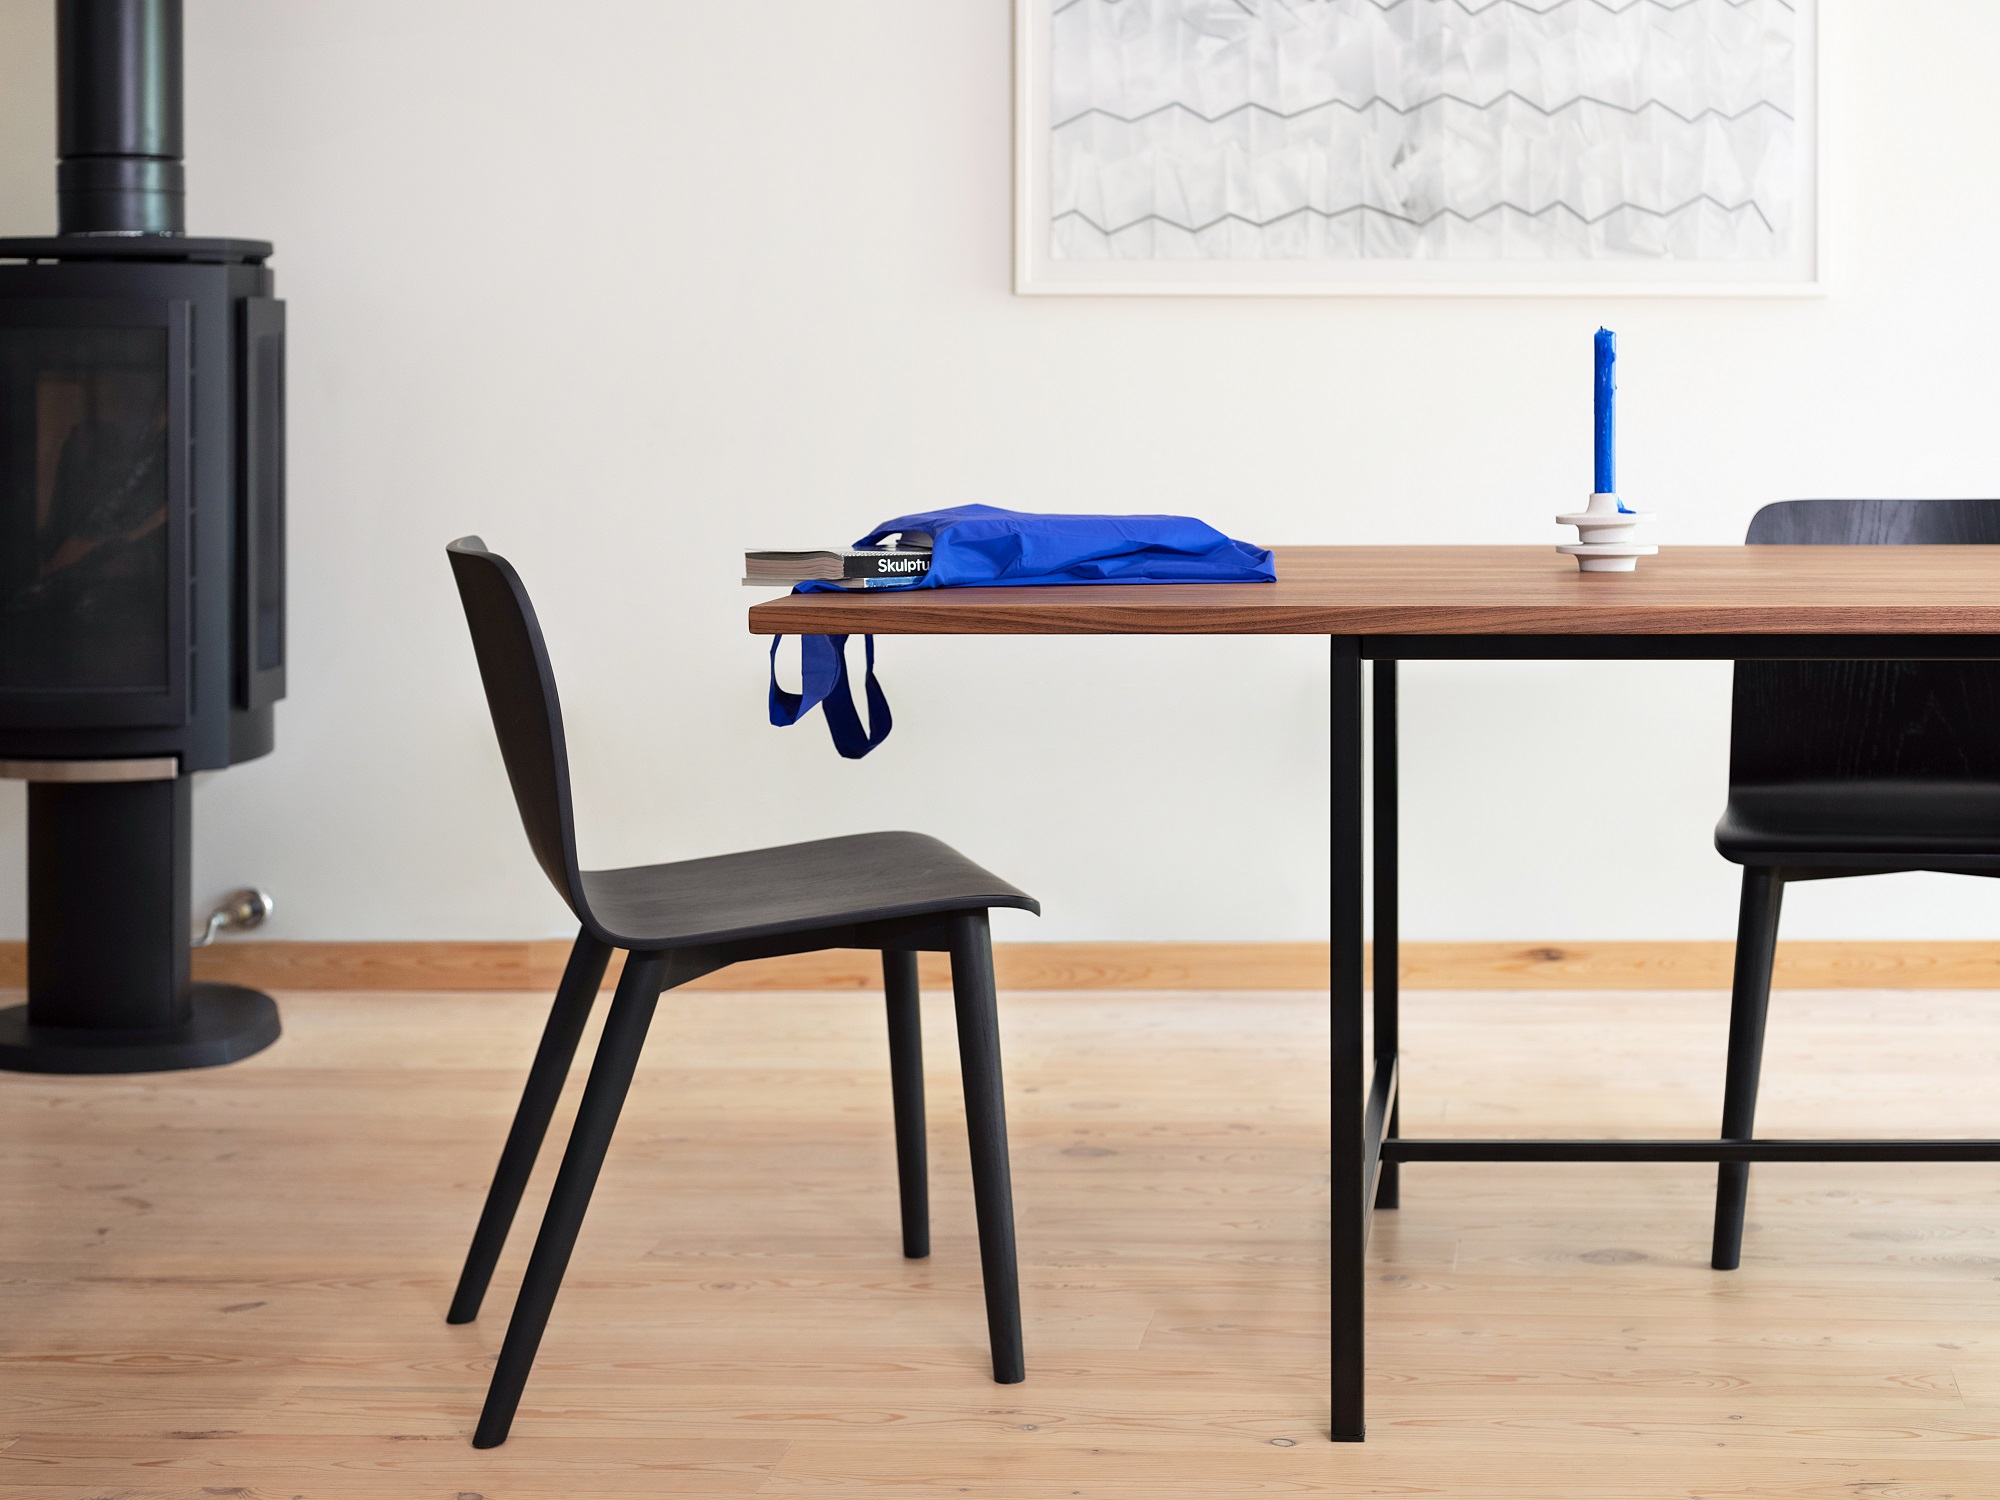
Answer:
top-left (0, 983), bottom-right (281, 1074)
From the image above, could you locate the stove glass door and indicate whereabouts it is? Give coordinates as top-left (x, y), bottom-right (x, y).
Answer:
top-left (0, 299), bottom-right (187, 726)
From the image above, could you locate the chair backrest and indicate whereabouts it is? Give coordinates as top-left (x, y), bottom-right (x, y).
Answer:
top-left (1746, 498), bottom-right (2000, 546)
top-left (446, 537), bottom-right (585, 915)
top-left (1732, 500), bottom-right (2000, 786)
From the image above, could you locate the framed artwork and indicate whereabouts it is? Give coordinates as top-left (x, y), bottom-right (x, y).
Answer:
top-left (1015, 0), bottom-right (1820, 296)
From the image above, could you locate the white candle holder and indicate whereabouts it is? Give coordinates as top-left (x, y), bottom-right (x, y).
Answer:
top-left (1556, 493), bottom-right (1656, 573)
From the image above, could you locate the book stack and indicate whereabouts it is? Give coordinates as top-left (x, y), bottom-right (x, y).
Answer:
top-left (744, 547), bottom-right (931, 589)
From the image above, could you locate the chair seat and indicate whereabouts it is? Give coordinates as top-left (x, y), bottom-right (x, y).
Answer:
top-left (1716, 780), bottom-right (2000, 869)
top-left (577, 831), bottom-right (1038, 950)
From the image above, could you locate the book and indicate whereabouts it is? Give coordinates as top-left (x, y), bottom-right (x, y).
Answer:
top-left (740, 572), bottom-right (925, 590)
top-left (739, 574), bottom-right (926, 590)
top-left (744, 547), bottom-right (931, 585)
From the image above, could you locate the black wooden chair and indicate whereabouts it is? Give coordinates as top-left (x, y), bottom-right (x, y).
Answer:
top-left (1711, 498), bottom-right (2000, 1270)
top-left (443, 536), bottom-right (1037, 1447)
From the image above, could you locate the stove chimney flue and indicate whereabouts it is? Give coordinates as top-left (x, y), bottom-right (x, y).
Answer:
top-left (56, 0), bottom-right (184, 236)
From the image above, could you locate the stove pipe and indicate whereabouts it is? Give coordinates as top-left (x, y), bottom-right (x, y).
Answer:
top-left (56, 0), bottom-right (184, 236)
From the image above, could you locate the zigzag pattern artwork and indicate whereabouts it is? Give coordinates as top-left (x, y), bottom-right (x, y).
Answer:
top-left (1049, 0), bottom-right (1799, 262)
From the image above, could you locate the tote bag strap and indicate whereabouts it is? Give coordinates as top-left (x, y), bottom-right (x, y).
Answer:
top-left (768, 633), bottom-right (892, 760)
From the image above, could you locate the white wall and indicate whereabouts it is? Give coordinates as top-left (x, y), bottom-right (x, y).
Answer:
top-left (2, 0), bottom-right (1999, 946)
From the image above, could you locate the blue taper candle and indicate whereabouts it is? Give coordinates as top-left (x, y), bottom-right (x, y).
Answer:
top-left (1593, 327), bottom-right (1616, 496)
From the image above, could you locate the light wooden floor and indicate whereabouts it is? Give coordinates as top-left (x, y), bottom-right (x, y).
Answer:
top-left (5, 985), bottom-right (2000, 1497)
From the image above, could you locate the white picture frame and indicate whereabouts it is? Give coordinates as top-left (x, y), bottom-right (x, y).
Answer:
top-left (1014, 0), bottom-right (1822, 298)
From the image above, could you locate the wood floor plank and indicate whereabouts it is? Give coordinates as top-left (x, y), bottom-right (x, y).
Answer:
top-left (22, 935), bottom-right (2000, 992)
top-left (0, 1433), bottom-right (788, 1493)
top-left (7, 987), bottom-right (2000, 1496)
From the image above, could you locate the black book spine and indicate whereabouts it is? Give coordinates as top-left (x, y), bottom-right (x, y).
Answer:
top-left (844, 552), bottom-right (930, 580)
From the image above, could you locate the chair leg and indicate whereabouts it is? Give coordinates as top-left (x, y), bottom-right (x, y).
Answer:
top-left (883, 949), bottom-right (930, 1259)
top-left (472, 950), bottom-right (666, 1449)
top-left (1712, 868), bottom-right (1785, 1272)
top-left (449, 932), bottom-right (612, 1325)
top-left (948, 910), bottom-right (1024, 1384)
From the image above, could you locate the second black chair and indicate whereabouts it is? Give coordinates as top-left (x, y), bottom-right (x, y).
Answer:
top-left (1711, 498), bottom-right (2000, 1270)
top-left (443, 537), bottom-right (1038, 1447)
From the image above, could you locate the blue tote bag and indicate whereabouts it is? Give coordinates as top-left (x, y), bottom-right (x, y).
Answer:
top-left (769, 505), bottom-right (1275, 758)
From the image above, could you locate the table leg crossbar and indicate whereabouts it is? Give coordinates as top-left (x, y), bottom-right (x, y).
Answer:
top-left (1380, 1137), bottom-right (2000, 1163)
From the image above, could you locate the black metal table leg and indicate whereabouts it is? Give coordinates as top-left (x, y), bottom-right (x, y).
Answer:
top-left (1330, 637), bottom-right (1367, 1441)
top-left (1372, 660), bottom-right (1400, 1212)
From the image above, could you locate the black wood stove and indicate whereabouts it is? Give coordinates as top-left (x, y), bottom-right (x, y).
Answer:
top-left (0, 0), bottom-right (284, 1072)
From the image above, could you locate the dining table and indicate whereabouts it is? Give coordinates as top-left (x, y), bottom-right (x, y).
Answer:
top-left (749, 543), bottom-right (2000, 1441)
